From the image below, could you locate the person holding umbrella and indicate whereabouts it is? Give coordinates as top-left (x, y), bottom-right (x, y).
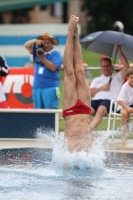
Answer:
top-left (90, 46), bottom-right (129, 130)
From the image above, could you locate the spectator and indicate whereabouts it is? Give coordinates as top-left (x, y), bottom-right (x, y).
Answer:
top-left (0, 56), bottom-right (8, 108)
top-left (62, 15), bottom-right (92, 153)
top-left (117, 68), bottom-right (133, 144)
top-left (24, 32), bottom-right (62, 109)
top-left (82, 61), bottom-right (88, 68)
top-left (90, 46), bottom-right (129, 130)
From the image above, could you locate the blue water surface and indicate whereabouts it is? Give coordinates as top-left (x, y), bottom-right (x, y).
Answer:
top-left (0, 148), bottom-right (133, 200)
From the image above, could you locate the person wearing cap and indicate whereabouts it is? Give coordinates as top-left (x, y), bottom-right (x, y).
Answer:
top-left (90, 46), bottom-right (129, 130)
top-left (24, 33), bottom-right (62, 109)
top-left (0, 55), bottom-right (8, 108)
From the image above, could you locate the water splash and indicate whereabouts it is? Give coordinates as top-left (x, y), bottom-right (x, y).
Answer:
top-left (51, 132), bottom-right (108, 170)
top-left (34, 124), bottom-right (133, 171)
top-left (34, 126), bottom-right (55, 140)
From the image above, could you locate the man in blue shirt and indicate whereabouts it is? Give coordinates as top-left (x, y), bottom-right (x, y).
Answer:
top-left (24, 33), bottom-right (62, 109)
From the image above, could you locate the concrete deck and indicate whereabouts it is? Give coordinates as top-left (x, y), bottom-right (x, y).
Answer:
top-left (0, 138), bottom-right (133, 153)
top-left (104, 138), bottom-right (133, 153)
top-left (0, 139), bottom-right (52, 149)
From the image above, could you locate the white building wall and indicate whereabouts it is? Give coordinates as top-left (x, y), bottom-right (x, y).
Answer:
top-left (0, 24), bottom-right (81, 67)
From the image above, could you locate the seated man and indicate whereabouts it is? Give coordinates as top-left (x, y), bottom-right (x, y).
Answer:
top-left (62, 15), bottom-right (92, 153)
top-left (90, 48), bottom-right (129, 130)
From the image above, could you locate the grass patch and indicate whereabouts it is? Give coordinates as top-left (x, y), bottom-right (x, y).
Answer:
top-left (81, 48), bottom-right (101, 66)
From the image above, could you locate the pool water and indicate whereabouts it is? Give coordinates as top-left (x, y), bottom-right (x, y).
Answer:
top-left (0, 147), bottom-right (133, 200)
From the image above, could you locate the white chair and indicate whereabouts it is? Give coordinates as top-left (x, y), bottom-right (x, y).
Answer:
top-left (107, 99), bottom-right (133, 138)
top-left (107, 99), bottom-right (119, 132)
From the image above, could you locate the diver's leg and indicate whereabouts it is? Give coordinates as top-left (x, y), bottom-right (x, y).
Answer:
top-left (63, 15), bottom-right (78, 110)
top-left (73, 25), bottom-right (91, 107)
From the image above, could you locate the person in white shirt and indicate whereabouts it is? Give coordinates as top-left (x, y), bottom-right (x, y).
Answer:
top-left (90, 46), bottom-right (129, 130)
top-left (117, 68), bottom-right (133, 144)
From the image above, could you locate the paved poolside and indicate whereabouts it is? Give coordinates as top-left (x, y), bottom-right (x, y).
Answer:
top-left (104, 138), bottom-right (133, 153)
top-left (0, 137), bottom-right (133, 153)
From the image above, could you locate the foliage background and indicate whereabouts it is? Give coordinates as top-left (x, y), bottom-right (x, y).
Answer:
top-left (81, 0), bottom-right (133, 35)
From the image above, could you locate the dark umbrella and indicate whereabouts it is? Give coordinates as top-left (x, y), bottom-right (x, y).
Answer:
top-left (80, 30), bottom-right (133, 61)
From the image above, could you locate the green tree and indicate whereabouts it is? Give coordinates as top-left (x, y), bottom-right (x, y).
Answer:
top-left (81, 0), bottom-right (133, 35)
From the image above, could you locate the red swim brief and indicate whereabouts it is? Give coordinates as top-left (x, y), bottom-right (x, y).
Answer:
top-left (63, 99), bottom-right (91, 118)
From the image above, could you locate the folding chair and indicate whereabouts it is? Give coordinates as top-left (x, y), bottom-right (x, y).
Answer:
top-left (107, 99), bottom-right (120, 133)
top-left (107, 99), bottom-right (133, 139)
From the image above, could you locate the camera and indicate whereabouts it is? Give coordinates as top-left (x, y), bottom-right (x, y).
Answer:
top-left (37, 43), bottom-right (46, 55)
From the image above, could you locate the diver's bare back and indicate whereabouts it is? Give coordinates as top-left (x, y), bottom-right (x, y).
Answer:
top-left (64, 114), bottom-right (92, 152)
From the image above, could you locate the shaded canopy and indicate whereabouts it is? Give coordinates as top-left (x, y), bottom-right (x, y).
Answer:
top-left (0, 0), bottom-right (72, 12)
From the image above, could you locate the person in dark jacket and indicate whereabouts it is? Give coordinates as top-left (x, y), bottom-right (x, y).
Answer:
top-left (0, 56), bottom-right (8, 108)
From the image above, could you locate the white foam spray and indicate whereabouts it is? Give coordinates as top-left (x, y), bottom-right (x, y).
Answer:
top-left (51, 131), bottom-right (109, 170)
top-left (34, 123), bottom-right (133, 171)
